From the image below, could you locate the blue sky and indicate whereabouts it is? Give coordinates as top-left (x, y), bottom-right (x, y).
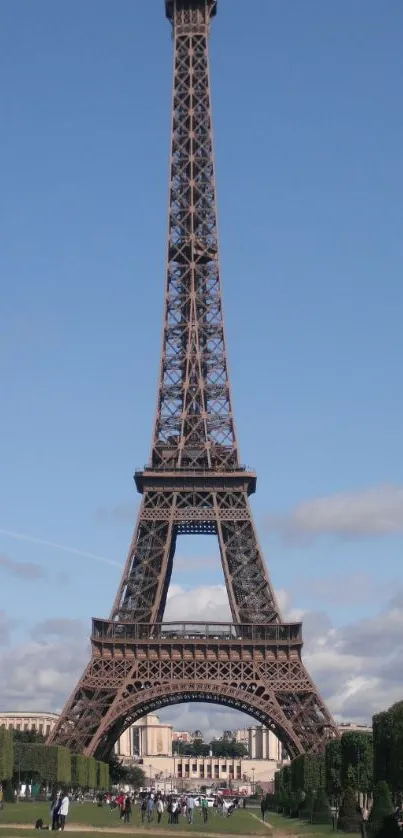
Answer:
top-left (1, 1), bottom-right (403, 730)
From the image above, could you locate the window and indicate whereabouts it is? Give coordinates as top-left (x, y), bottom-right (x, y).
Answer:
top-left (16, 724), bottom-right (21, 731)
top-left (24, 724), bottom-right (28, 731)
top-left (192, 763), bottom-right (197, 772)
top-left (39, 725), bottom-right (43, 734)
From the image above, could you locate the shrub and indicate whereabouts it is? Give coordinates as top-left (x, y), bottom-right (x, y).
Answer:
top-left (368, 781), bottom-right (394, 836)
top-left (0, 729), bottom-right (13, 780)
top-left (312, 788), bottom-right (332, 825)
top-left (337, 786), bottom-right (362, 833)
top-left (3, 778), bottom-right (15, 803)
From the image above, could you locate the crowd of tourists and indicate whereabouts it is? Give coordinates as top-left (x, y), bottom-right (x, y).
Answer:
top-left (104, 790), bottom-right (240, 824)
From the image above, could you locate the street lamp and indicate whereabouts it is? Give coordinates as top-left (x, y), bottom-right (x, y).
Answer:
top-left (148, 764), bottom-right (152, 793)
top-left (252, 768), bottom-right (255, 795)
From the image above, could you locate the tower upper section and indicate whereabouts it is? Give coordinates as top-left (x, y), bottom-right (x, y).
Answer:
top-left (165, 1), bottom-right (217, 23)
top-left (152, 0), bottom-right (237, 474)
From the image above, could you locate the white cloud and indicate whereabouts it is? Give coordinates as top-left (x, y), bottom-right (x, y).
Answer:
top-left (267, 484), bottom-right (403, 540)
top-left (165, 584), bottom-right (232, 622)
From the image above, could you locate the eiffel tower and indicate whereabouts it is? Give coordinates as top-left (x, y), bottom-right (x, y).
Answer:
top-left (48, 0), bottom-right (338, 759)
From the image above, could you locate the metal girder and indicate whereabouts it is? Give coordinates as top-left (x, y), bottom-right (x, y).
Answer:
top-left (48, 1), bottom-right (338, 758)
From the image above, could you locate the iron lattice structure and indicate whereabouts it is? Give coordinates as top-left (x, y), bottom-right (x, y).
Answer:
top-left (48, 0), bottom-right (338, 759)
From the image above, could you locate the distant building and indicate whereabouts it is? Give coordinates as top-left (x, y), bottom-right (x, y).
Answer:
top-left (0, 711), bottom-right (172, 761)
top-left (338, 722), bottom-right (372, 734)
top-left (0, 711), bottom-right (59, 737)
top-left (173, 730), bottom-right (193, 743)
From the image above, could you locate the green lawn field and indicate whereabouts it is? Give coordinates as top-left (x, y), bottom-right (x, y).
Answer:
top-left (0, 802), bottom-right (361, 838)
top-left (0, 801), bottom-right (267, 835)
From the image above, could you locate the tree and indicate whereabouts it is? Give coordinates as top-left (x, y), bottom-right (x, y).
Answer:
top-left (0, 729), bottom-right (13, 781)
top-left (12, 730), bottom-right (45, 745)
top-left (368, 781), bottom-right (394, 837)
top-left (325, 738), bottom-right (342, 803)
top-left (373, 701), bottom-right (403, 796)
top-left (290, 753), bottom-right (325, 794)
top-left (337, 787), bottom-right (362, 833)
top-left (210, 739), bottom-right (247, 758)
top-left (341, 731), bottom-right (373, 795)
top-left (125, 765), bottom-right (146, 789)
top-left (106, 755), bottom-right (128, 785)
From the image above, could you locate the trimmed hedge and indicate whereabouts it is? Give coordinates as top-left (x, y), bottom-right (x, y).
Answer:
top-left (0, 728), bottom-right (14, 780)
top-left (87, 756), bottom-right (97, 790)
top-left (97, 760), bottom-right (109, 791)
top-left (14, 743), bottom-right (71, 784)
top-left (71, 754), bottom-right (88, 788)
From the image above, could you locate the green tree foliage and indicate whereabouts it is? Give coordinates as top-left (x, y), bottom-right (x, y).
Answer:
top-left (368, 781), bottom-right (394, 836)
top-left (337, 786), bottom-right (362, 833)
top-left (12, 730), bottom-right (45, 745)
top-left (172, 737), bottom-right (247, 758)
top-left (373, 701), bottom-right (403, 795)
top-left (125, 765), bottom-right (146, 789)
top-left (341, 731), bottom-right (373, 794)
top-left (0, 728), bottom-right (14, 781)
top-left (290, 752), bottom-right (325, 793)
top-left (13, 743), bottom-right (71, 784)
top-left (325, 738), bottom-right (342, 801)
top-left (106, 755), bottom-right (144, 789)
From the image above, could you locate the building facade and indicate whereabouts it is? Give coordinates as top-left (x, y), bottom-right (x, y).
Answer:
top-left (116, 714), bottom-right (173, 760)
top-left (248, 726), bottom-right (282, 761)
top-left (0, 712), bottom-right (59, 737)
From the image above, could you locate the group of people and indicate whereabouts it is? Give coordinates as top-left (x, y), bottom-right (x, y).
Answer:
top-left (34, 791), bottom-right (70, 831)
top-left (50, 792), bottom-right (70, 831)
top-left (106, 791), bottom-right (228, 825)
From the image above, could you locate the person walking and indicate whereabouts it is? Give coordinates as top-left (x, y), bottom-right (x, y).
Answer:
top-left (186, 796), bottom-right (195, 825)
top-left (140, 797), bottom-right (147, 822)
top-left (201, 797), bottom-right (208, 823)
top-left (147, 795), bottom-right (155, 822)
top-left (51, 794), bottom-right (62, 831)
top-left (156, 797), bottom-right (164, 824)
top-left (260, 797), bottom-right (266, 822)
top-left (59, 793), bottom-right (70, 832)
top-left (171, 799), bottom-right (178, 824)
top-left (123, 796), bottom-right (132, 824)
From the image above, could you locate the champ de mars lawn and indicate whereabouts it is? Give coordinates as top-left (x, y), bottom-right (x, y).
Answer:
top-left (0, 801), bottom-right (359, 838)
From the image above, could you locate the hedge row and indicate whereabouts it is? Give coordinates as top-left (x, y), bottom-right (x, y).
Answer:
top-left (12, 743), bottom-right (108, 789)
top-left (0, 729), bottom-right (14, 780)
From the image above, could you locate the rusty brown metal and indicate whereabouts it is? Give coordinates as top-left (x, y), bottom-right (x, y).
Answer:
top-left (48, 0), bottom-right (338, 758)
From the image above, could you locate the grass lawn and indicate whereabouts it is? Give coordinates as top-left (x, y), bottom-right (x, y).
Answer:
top-left (264, 811), bottom-right (360, 837)
top-left (0, 801), bottom-right (270, 836)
